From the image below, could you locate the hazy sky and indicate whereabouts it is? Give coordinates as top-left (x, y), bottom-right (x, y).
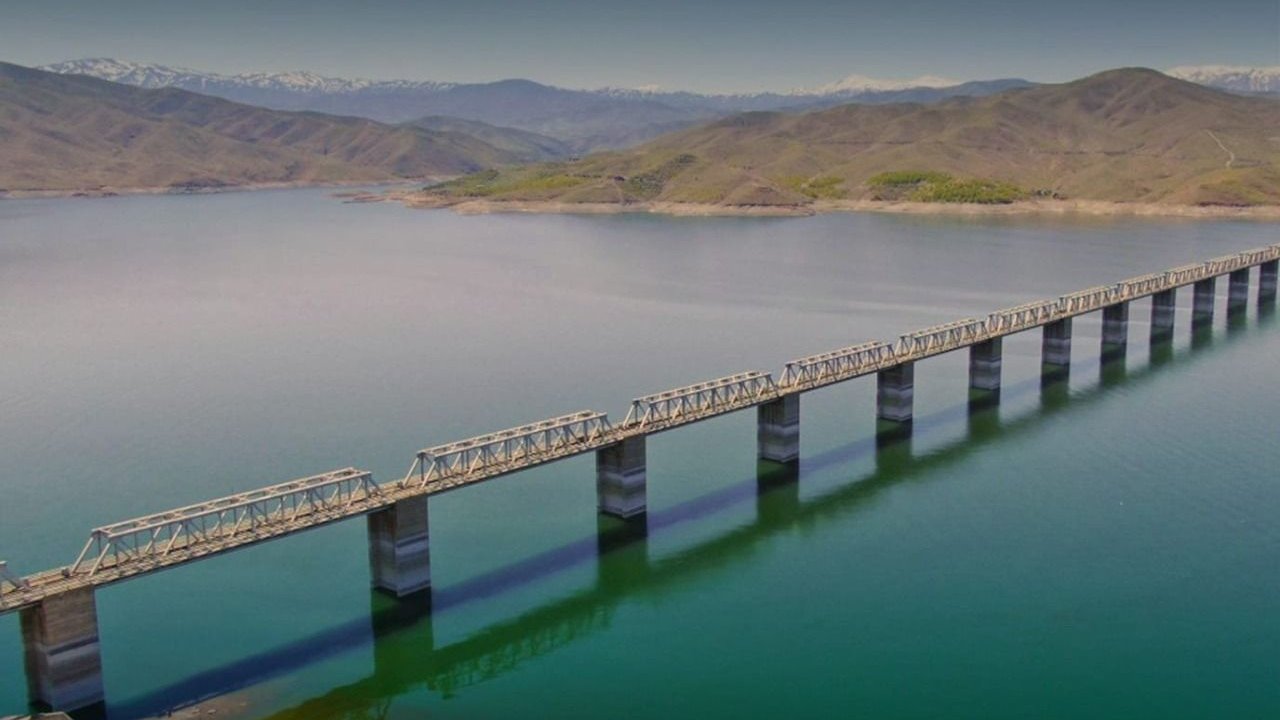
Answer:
top-left (3, 0), bottom-right (1278, 92)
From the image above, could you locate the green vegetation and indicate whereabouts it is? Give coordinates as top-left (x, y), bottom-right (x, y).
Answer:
top-left (778, 175), bottom-right (846, 199)
top-left (621, 154), bottom-right (697, 199)
top-left (910, 177), bottom-right (1027, 204)
top-left (867, 170), bottom-right (953, 187)
top-left (428, 167), bottom-right (586, 197)
top-left (867, 170), bottom-right (1027, 204)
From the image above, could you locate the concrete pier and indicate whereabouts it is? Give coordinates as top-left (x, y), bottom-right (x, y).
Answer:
top-left (20, 588), bottom-right (104, 711)
top-left (968, 338), bottom-right (1002, 392)
top-left (368, 496), bottom-right (432, 597)
top-left (1228, 269), bottom-right (1250, 310)
top-left (1041, 318), bottom-right (1072, 368)
top-left (757, 394), bottom-right (800, 463)
top-left (1101, 302), bottom-right (1129, 359)
top-left (597, 436), bottom-right (647, 518)
top-left (876, 362), bottom-right (914, 423)
top-left (1150, 289), bottom-right (1176, 338)
top-left (1261, 260), bottom-right (1278, 300)
top-left (1193, 278), bottom-right (1216, 323)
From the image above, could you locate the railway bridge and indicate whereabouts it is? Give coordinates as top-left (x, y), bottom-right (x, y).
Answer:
top-left (2, 244), bottom-right (1278, 712)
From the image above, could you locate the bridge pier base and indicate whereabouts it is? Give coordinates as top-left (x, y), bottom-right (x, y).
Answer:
top-left (597, 436), bottom-right (647, 518)
top-left (1042, 318), bottom-right (1072, 369)
top-left (1228, 269), bottom-right (1250, 310)
top-left (1193, 278), bottom-right (1216, 324)
top-left (1260, 260), bottom-right (1278, 300)
top-left (876, 362), bottom-right (914, 423)
top-left (757, 394), bottom-right (800, 463)
top-left (1102, 302), bottom-right (1129, 359)
top-left (1151, 289), bottom-right (1176, 339)
top-left (968, 338), bottom-right (1002, 392)
top-left (20, 587), bottom-right (104, 712)
top-left (368, 496), bottom-right (432, 597)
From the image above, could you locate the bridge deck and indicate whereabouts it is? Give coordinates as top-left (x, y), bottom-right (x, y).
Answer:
top-left (3, 243), bottom-right (1277, 614)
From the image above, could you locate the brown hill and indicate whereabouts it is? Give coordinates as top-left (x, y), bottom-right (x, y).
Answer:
top-left (0, 62), bottom-right (538, 193)
top-left (417, 69), bottom-right (1280, 207)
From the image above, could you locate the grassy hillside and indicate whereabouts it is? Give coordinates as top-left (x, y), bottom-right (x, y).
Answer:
top-left (0, 62), bottom-right (540, 193)
top-left (405, 116), bottom-right (572, 162)
top-left (416, 69), bottom-right (1280, 208)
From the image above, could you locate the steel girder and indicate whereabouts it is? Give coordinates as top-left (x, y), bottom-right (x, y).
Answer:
top-left (623, 371), bottom-right (777, 429)
top-left (70, 468), bottom-right (379, 576)
top-left (779, 341), bottom-right (896, 389)
top-left (404, 411), bottom-right (613, 487)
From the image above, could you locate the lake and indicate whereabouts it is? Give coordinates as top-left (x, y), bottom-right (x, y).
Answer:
top-left (1, 189), bottom-right (1277, 719)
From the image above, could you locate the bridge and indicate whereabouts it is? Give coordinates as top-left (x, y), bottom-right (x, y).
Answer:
top-left (2, 244), bottom-right (1278, 712)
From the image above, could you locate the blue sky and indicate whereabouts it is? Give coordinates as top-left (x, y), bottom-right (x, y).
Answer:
top-left (3, 0), bottom-right (1278, 92)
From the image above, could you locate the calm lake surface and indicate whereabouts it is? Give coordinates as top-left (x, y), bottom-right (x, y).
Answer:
top-left (1, 190), bottom-right (1278, 719)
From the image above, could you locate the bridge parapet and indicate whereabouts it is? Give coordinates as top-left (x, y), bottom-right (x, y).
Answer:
top-left (623, 372), bottom-right (777, 430)
top-left (71, 468), bottom-right (380, 577)
top-left (404, 411), bottom-right (613, 489)
top-left (778, 341), bottom-right (895, 389)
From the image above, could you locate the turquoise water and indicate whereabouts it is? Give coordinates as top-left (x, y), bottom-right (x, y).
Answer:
top-left (1, 191), bottom-right (1277, 718)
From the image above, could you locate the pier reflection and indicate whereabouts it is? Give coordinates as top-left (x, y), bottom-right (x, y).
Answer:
top-left (108, 306), bottom-right (1274, 720)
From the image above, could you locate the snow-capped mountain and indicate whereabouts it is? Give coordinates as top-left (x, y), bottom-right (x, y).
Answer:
top-left (1166, 65), bottom-right (1280, 94)
top-left (39, 58), bottom-right (454, 94)
top-left (793, 73), bottom-right (960, 96)
top-left (37, 58), bottom-right (1029, 151)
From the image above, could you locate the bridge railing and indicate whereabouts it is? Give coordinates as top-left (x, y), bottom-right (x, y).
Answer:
top-left (778, 341), bottom-right (896, 389)
top-left (70, 468), bottom-right (379, 576)
top-left (1118, 272), bottom-right (1167, 298)
top-left (985, 299), bottom-right (1058, 335)
top-left (404, 411), bottom-right (613, 488)
top-left (623, 372), bottom-right (777, 429)
top-left (893, 318), bottom-right (987, 360)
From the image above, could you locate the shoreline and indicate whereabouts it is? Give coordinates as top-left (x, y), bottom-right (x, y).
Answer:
top-left (366, 191), bottom-right (1280, 220)
top-left (9, 181), bottom-right (1280, 221)
top-left (0, 178), bottom-right (426, 200)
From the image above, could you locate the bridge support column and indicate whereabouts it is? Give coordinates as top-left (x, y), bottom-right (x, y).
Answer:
top-left (1101, 302), bottom-right (1129, 358)
top-left (597, 436), bottom-right (646, 518)
top-left (1193, 278), bottom-right (1216, 324)
top-left (1228, 269), bottom-right (1250, 310)
top-left (1150, 289), bottom-right (1176, 339)
top-left (968, 338), bottom-right (1002, 392)
top-left (757, 394), bottom-right (800, 463)
top-left (876, 362), bottom-right (914, 423)
top-left (368, 496), bottom-right (431, 597)
top-left (1260, 260), bottom-right (1278, 300)
top-left (1041, 318), bottom-right (1072, 368)
top-left (20, 587), bottom-right (104, 711)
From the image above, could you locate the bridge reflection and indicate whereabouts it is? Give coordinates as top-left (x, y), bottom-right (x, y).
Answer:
top-left (110, 307), bottom-right (1274, 720)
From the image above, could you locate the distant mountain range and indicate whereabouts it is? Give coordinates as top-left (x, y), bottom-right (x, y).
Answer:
top-left (415, 69), bottom-right (1280, 208)
top-left (0, 62), bottom-right (563, 193)
top-left (39, 59), bottom-right (1033, 152)
top-left (1166, 65), bottom-right (1280, 94)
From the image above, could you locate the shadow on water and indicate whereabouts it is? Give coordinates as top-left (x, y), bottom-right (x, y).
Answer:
top-left (102, 306), bottom-right (1277, 720)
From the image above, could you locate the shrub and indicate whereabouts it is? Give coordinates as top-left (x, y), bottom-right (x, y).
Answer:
top-left (622, 154), bottom-right (698, 199)
top-left (867, 170), bottom-right (953, 187)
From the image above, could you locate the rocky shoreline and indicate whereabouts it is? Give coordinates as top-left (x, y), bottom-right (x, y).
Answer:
top-left (360, 191), bottom-right (1280, 221)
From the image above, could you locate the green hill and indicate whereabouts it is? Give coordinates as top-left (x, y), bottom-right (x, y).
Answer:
top-left (0, 62), bottom-right (540, 193)
top-left (404, 116), bottom-right (572, 162)
top-left (415, 69), bottom-right (1280, 208)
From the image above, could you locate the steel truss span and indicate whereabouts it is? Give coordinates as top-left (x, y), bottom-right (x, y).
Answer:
top-left (623, 371), bottom-right (778, 430)
top-left (403, 411), bottom-right (614, 489)
top-left (3, 242), bottom-right (1280, 615)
